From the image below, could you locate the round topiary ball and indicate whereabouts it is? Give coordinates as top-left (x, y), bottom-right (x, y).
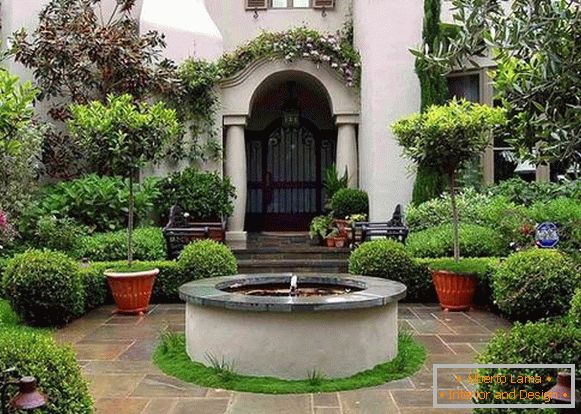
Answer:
top-left (493, 249), bottom-right (580, 321)
top-left (178, 240), bottom-right (237, 279)
top-left (0, 328), bottom-right (93, 413)
top-left (569, 288), bottom-right (581, 323)
top-left (330, 188), bottom-right (369, 219)
top-left (348, 239), bottom-right (431, 301)
top-left (2, 250), bottom-right (84, 326)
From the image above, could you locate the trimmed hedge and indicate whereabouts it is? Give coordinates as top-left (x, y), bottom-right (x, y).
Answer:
top-left (474, 320), bottom-right (581, 413)
top-left (493, 249), bottom-right (580, 321)
top-left (406, 224), bottom-right (508, 258)
top-left (331, 188), bottom-right (369, 218)
top-left (2, 250), bottom-right (84, 326)
top-left (75, 227), bottom-right (166, 261)
top-left (0, 328), bottom-right (93, 413)
top-left (349, 239), bottom-right (434, 301)
top-left (178, 240), bottom-right (237, 280)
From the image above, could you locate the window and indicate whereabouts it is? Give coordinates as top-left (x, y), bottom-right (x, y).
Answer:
top-left (447, 74), bottom-right (480, 102)
top-left (271, 0), bottom-right (311, 7)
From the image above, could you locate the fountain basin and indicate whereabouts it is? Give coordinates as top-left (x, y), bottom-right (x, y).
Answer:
top-left (179, 273), bottom-right (406, 379)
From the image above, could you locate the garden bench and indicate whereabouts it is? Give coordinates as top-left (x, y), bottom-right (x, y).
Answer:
top-left (163, 205), bottom-right (226, 259)
top-left (350, 205), bottom-right (409, 248)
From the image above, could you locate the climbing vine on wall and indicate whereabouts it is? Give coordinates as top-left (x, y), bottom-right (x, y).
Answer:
top-left (172, 26), bottom-right (360, 143)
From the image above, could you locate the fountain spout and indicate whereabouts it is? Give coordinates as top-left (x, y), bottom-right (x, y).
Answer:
top-left (289, 275), bottom-right (298, 297)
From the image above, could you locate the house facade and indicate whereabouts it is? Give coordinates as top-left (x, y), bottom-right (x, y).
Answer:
top-left (1, 0), bottom-right (504, 240)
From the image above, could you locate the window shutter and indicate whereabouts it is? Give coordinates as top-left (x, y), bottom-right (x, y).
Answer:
top-left (313, 0), bottom-right (335, 9)
top-left (246, 0), bottom-right (268, 10)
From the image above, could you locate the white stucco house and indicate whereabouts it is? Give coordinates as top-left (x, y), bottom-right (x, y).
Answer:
top-left (1, 0), bottom-right (506, 240)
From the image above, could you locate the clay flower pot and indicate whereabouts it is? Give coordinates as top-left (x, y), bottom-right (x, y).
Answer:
top-left (325, 237), bottom-right (336, 247)
top-left (334, 237), bottom-right (347, 248)
top-left (431, 270), bottom-right (477, 311)
top-left (105, 268), bottom-right (159, 315)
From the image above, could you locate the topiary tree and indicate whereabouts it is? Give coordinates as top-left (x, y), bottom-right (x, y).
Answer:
top-left (178, 240), bottom-right (237, 280)
top-left (68, 94), bottom-right (181, 266)
top-left (330, 188), bottom-right (369, 219)
top-left (392, 99), bottom-right (505, 261)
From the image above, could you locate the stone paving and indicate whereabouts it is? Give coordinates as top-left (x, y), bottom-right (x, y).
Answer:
top-left (53, 303), bottom-right (511, 414)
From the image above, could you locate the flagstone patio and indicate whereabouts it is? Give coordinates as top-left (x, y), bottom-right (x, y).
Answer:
top-left (53, 303), bottom-right (511, 414)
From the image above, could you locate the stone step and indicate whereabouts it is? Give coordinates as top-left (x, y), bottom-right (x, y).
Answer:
top-left (233, 247), bottom-right (351, 261)
top-left (237, 259), bottom-right (348, 274)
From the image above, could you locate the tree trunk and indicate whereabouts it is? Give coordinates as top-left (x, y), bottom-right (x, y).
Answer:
top-left (127, 172), bottom-right (134, 267)
top-left (449, 170), bottom-right (460, 262)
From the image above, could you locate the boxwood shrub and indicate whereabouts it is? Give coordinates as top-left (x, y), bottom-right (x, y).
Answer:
top-left (178, 240), bottom-right (237, 280)
top-left (330, 188), bottom-right (369, 218)
top-left (2, 250), bottom-right (84, 326)
top-left (406, 224), bottom-right (508, 258)
top-left (474, 320), bottom-right (580, 413)
top-left (75, 227), bottom-right (166, 261)
top-left (493, 249), bottom-right (580, 321)
top-left (0, 328), bottom-right (93, 413)
top-left (348, 239), bottom-right (434, 301)
top-left (569, 288), bottom-right (581, 323)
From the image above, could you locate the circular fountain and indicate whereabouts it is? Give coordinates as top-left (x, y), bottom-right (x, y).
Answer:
top-left (179, 273), bottom-right (406, 379)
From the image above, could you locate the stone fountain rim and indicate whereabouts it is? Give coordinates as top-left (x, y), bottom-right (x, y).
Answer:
top-left (179, 273), bottom-right (407, 313)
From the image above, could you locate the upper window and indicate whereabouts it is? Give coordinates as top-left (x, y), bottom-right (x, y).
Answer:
top-left (272, 0), bottom-right (311, 7)
top-left (245, 0), bottom-right (334, 10)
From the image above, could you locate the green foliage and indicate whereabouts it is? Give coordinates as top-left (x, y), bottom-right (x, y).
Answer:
top-left (569, 288), bottom-right (581, 324)
top-left (348, 239), bottom-right (433, 301)
top-left (323, 164), bottom-right (348, 201)
top-left (0, 299), bottom-right (19, 328)
top-left (0, 70), bottom-right (37, 152)
top-left (75, 227), bottom-right (166, 261)
top-left (424, 257), bottom-right (497, 277)
top-left (411, 164), bottom-right (448, 205)
top-left (475, 320), bottom-right (580, 413)
top-left (488, 177), bottom-right (581, 207)
top-left (33, 216), bottom-right (88, 252)
top-left (406, 224), bottom-right (507, 258)
top-left (493, 249), bottom-right (580, 321)
top-left (2, 250), bottom-right (84, 326)
top-left (330, 188), bottom-right (369, 219)
top-left (157, 167), bottom-right (236, 220)
top-left (309, 215), bottom-right (333, 239)
top-left (154, 332), bottom-right (425, 394)
top-left (178, 240), bottom-right (237, 280)
top-left (0, 328), bottom-right (93, 413)
top-left (19, 174), bottom-right (160, 233)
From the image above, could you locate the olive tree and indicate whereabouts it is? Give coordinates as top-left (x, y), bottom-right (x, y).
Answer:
top-left (392, 99), bottom-right (505, 261)
top-left (68, 94), bottom-right (181, 265)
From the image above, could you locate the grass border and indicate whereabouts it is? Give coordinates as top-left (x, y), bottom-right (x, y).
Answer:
top-left (153, 332), bottom-right (426, 394)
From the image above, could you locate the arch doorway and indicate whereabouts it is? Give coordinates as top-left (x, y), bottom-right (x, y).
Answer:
top-left (245, 75), bottom-right (336, 231)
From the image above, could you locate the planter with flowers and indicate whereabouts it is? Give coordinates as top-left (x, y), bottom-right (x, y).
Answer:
top-left (392, 99), bottom-right (506, 311)
top-left (69, 94), bottom-right (182, 315)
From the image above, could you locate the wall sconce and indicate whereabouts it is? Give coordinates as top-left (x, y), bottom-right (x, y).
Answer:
top-left (321, 6), bottom-right (327, 17)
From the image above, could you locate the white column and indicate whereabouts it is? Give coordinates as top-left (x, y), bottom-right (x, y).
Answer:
top-left (224, 116), bottom-right (247, 241)
top-left (335, 115), bottom-right (359, 188)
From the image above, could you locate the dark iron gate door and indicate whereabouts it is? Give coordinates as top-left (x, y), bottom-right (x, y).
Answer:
top-left (246, 120), bottom-right (336, 231)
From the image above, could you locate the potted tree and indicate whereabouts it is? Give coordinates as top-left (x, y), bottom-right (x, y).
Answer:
top-left (392, 99), bottom-right (505, 310)
top-left (69, 94), bottom-right (181, 314)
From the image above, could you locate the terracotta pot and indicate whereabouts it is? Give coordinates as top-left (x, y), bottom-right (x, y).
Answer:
top-left (334, 237), bottom-right (346, 248)
top-left (325, 237), bottom-right (336, 247)
top-left (333, 219), bottom-right (350, 237)
top-left (105, 268), bottom-right (159, 315)
top-left (431, 270), bottom-right (477, 311)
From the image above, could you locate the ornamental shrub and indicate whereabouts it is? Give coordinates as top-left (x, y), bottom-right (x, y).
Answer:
top-left (474, 320), bottom-right (581, 413)
top-left (331, 188), bottom-right (369, 219)
top-left (488, 177), bottom-right (581, 206)
top-left (178, 240), bottom-right (237, 280)
top-left (0, 328), bottom-right (93, 413)
top-left (2, 250), bottom-right (84, 326)
top-left (348, 239), bottom-right (433, 301)
top-left (493, 249), bottom-right (580, 321)
top-left (406, 224), bottom-right (507, 258)
top-left (569, 288), bottom-right (581, 323)
top-left (74, 227), bottom-right (166, 261)
top-left (33, 216), bottom-right (89, 252)
top-left (157, 167), bottom-right (236, 221)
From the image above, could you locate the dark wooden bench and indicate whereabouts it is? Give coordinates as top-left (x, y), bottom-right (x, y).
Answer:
top-left (163, 205), bottom-right (226, 259)
top-left (350, 205), bottom-right (409, 248)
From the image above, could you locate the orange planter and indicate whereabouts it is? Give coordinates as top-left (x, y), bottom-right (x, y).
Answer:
top-left (105, 269), bottom-right (159, 315)
top-left (431, 270), bottom-right (477, 311)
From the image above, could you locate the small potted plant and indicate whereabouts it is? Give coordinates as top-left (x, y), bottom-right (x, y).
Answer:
top-left (346, 213), bottom-right (367, 244)
top-left (309, 215), bottom-right (333, 245)
top-left (325, 229), bottom-right (339, 247)
top-left (333, 234), bottom-right (347, 248)
top-left (393, 99), bottom-right (505, 311)
top-left (69, 94), bottom-right (182, 314)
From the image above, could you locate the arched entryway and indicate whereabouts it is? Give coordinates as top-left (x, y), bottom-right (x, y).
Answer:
top-left (245, 73), bottom-right (336, 231)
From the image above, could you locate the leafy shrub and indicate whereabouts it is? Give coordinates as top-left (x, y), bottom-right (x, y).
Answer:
top-left (75, 227), bottom-right (166, 261)
top-left (309, 215), bottom-right (333, 239)
top-left (2, 250), bottom-right (84, 326)
top-left (0, 299), bottom-right (19, 328)
top-left (331, 188), bottom-right (369, 218)
top-left (33, 215), bottom-right (88, 252)
top-left (20, 174), bottom-right (160, 234)
top-left (569, 288), bottom-right (581, 323)
top-left (349, 239), bottom-right (433, 301)
top-left (157, 167), bottom-right (236, 221)
top-left (323, 164), bottom-right (348, 200)
top-left (178, 240), bottom-right (237, 280)
top-left (82, 260), bottom-right (185, 303)
top-left (0, 328), bottom-right (93, 413)
top-left (493, 249), bottom-right (580, 321)
top-left (406, 224), bottom-right (507, 258)
top-left (488, 177), bottom-right (581, 206)
top-left (474, 320), bottom-right (580, 413)
top-left (529, 197), bottom-right (581, 252)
